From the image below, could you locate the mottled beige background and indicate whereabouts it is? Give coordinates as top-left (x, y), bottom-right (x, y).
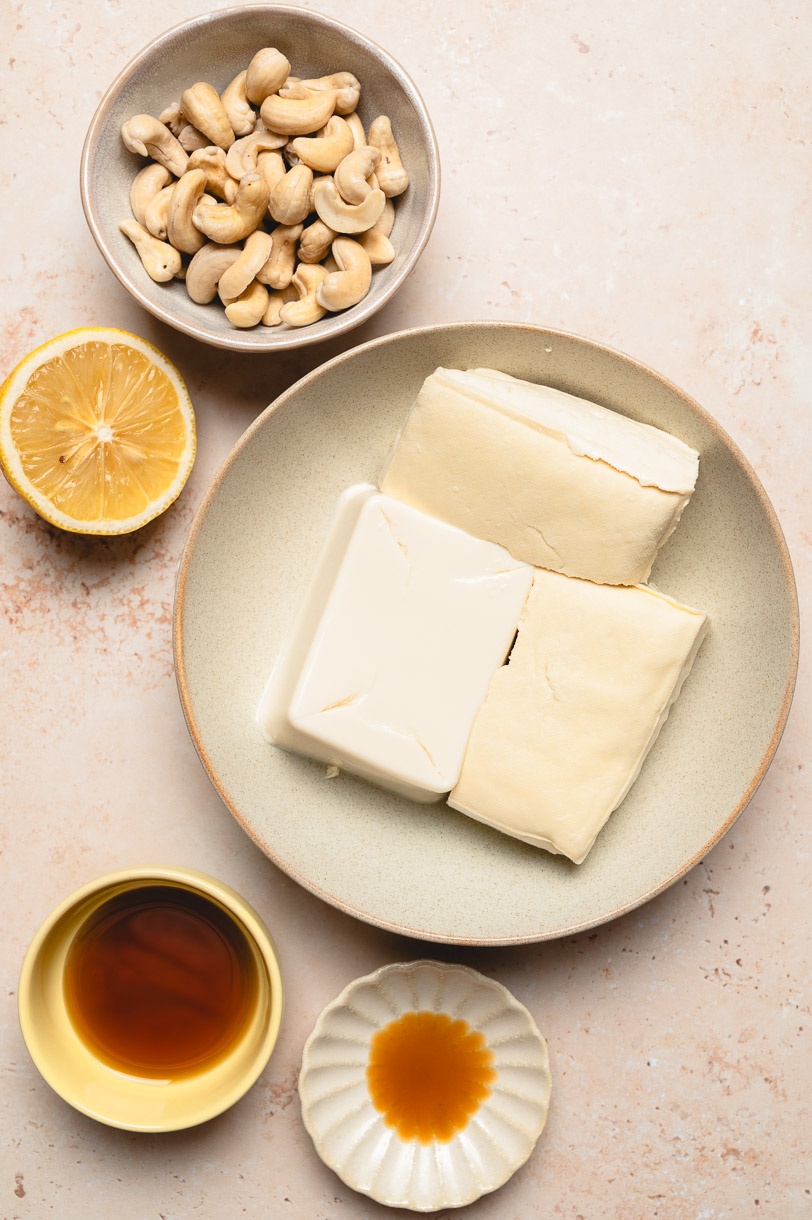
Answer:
top-left (1, 1), bottom-right (809, 1217)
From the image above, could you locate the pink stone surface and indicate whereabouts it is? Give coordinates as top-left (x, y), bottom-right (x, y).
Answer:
top-left (1, 2), bottom-right (810, 1217)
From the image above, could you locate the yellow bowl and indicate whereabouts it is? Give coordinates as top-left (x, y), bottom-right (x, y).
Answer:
top-left (18, 867), bottom-right (283, 1132)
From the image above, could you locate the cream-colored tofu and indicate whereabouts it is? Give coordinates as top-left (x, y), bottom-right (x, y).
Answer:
top-left (380, 367), bottom-right (700, 586)
top-left (449, 569), bottom-right (709, 862)
top-left (258, 486), bottom-right (533, 802)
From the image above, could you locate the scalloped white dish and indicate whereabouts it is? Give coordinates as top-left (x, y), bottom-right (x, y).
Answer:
top-left (299, 960), bottom-right (552, 1211)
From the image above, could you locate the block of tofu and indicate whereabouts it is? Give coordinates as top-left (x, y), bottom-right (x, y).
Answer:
top-left (380, 367), bottom-right (700, 586)
top-left (257, 486), bottom-right (533, 803)
top-left (449, 569), bottom-right (709, 862)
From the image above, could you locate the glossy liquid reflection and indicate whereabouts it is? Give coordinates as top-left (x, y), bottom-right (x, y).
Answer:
top-left (366, 1010), bottom-right (496, 1143)
top-left (63, 885), bottom-right (257, 1078)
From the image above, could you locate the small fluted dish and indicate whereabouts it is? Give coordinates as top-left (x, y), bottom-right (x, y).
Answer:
top-left (80, 5), bottom-right (439, 352)
top-left (299, 960), bottom-right (552, 1211)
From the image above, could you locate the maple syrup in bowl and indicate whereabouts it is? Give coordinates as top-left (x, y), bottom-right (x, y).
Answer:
top-left (64, 885), bottom-right (258, 1079)
top-left (299, 960), bottom-right (552, 1212)
top-left (18, 868), bottom-right (283, 1131)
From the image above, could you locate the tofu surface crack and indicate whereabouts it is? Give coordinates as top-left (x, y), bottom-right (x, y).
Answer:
top-left (527, 522), bottom-right (563, 566)
top-left (318, 693), bottom-right (363, 713)
top-left (410, 731), bottom-right (441, 776)
top-left (378, 507), bottom-right (412, 570)
top-left (542, 664), bottom-right (561, 703)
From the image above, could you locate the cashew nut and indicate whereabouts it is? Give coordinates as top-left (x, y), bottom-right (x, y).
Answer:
top-left (192, 173), bottom-right (269, 243)
top-left (357, 196), bottom-right (395, 263)
top-left (256, 223), bottom-right (303, 289)
top-left (288, 116), bottom-right (354, 173)
top-left (143, 183), bottom-right (175, 239)
top-left (317, 237), bottom-right (372, 311)
top-left (129, 162), bottom-right (172, 225)
top-left (120, 53), bottom-right (407, 332)
top-left (275, 77), bottom-right (331, 109)
top-left (279, 263), bottom-right (329, 327)
top-left (344, 111), bottom-right (366, 150)
top-left (121, 114), bottom-right (189, 177)
top-left (312, 178), bottom-right (385, 234)
top-left (307, 173), bottom-right (331, 216)
top-left (359, 229), bottom-right (395, 265)
top-left (158, 101), bottom-right (186, 137)
top-left (180, 82), bottom-right (235, 150)
top-left (276, 75), bottom-right (305, 97)
top-left (261, 284), bottom-right (298, 327)
top-left (119, 219), bottom-right (182, 282)
top-left (298, 218), bottom-right (337, 264)
top-left (165, 168), bottom-right (208, 254)
top-left (178, 124), bottom-right (209, 152)
top-left (245, 47), bottom-right (291, 105)
top-left (268, 164), bottom-right (313, 225)
top-left (368, 116), bottom-right (409, 197)
top-left (185, 242), bottom-right (242, 303)
top-left (256, 149), bottom-right (287, 195)
top-left (217, 230), bottom-right (274, 302)
top-left (334, 146), bottom-right (381, 204)
top-left (187, 146), bottom-right (238, 203)
top-left (370, 196), bottom-right (395, 238)
top-left (281, 72), bottom-right (360, 116)
top-left (220, 70), bottom-right (257, 137)
top-left (226, 128), bottom-right (287, 179)
top-left (260, 89), bottom-right (336, 136)
top-left (224, 279), bottom-right (269, 328)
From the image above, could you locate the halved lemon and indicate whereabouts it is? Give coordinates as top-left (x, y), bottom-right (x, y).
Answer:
top-left (0, 328), bottom-right (196, 534)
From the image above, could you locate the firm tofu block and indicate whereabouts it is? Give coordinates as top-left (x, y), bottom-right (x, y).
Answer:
top-left (257, 486), bottom-right (533, 802)
top-left (380, 367), bottom-right (700, 586)
top-left (449, 569), bottom-right (709, 862)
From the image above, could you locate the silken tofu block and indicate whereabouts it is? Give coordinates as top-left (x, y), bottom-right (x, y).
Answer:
top-left (257, 486), bottom-right (533, 803)
top-left (449, 569), bottom-right (709, 863)
top-left (380, 367), bottom-right (700, 586)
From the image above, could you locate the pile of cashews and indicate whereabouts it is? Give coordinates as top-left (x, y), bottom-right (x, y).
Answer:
top-left (119, 47), bottom-right (409, 330)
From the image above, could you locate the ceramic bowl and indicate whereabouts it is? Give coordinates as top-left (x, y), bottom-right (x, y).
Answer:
top-left (173, 321), bottom-right (799, 944)
top-left (80, 6), bottom-right (439, 352)
top-left (299, 960), bottom-right (551, 1210)
top-left (17, 867), bottom-right (283, 1132)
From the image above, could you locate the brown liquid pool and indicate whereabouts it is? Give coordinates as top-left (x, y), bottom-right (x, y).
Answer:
top-left (63, 885), bottom-right (258, 1079)
top-left (366, 1010), bottom-right (496, 1143)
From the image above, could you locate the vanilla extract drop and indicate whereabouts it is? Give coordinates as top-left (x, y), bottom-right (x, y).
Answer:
top-left (366, 1010), bottom-right (496, 1143)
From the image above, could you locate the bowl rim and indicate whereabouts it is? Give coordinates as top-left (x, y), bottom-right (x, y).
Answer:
top-left (17, 865), bottom-right (284, 1131)
top-left (298, 958), bottom-right (552, 1210)
top-left (79, 3), bottom-right (441, 353)
top-left (173, 319), bottom-right (800, 945)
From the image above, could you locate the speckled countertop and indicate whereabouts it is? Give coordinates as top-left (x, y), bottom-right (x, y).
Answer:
top-left (1, 2), bottom-right (809, 1217)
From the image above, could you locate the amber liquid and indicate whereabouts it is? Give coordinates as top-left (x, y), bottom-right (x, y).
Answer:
top-left (63, 885), bottom-right (258, 1079)
top-left (366, 1010), bottom-right (496, 1143)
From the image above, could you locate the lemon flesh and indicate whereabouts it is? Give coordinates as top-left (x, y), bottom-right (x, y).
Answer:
top-left (0, 329), bottom-right (195, 534)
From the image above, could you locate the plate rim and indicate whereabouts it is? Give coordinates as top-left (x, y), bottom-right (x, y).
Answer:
top-left (173, 319), bottom-right (800, 945)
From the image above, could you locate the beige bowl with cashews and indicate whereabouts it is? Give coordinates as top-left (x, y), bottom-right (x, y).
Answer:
top-left (81, 6), bottom-right (440, 352)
